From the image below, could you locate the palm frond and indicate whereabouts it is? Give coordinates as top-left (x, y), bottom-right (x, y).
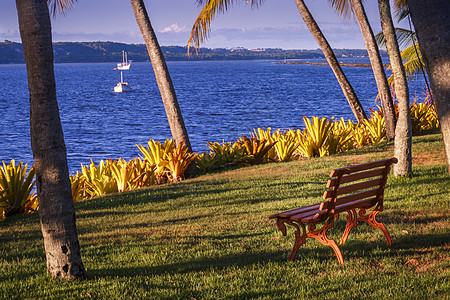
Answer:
top-left (376, 27), bottom-right (417, 50)
top-left (386, 45), bottom-right (424, 85)
top-left (188, 0), bottom-right (264, 52)
top-left (47, 0), bottom-right (78, 17)
top-left (326, 0), bottom-right (353, 20)
top-left (403, 55), bottom-right (423, 81)
top-left (393, 0), bottom-right (409, 22)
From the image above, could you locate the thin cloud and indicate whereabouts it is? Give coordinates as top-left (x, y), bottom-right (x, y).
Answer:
top-left (160, 23), bottom-right (188, 34)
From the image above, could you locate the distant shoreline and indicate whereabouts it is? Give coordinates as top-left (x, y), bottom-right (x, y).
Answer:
top-left (275, 61), bottom-right (389, 68)
top-left (0, 41), bottom-right (387, 65)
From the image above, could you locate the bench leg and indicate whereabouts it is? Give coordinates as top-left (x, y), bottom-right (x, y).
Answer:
top-left (308, 221), bottom-right (344, 264)
top-left (275, 218), bottom-right (344, 264)
top-left (280, 220), bottom-right (307, 261)
top-left (340, 210), bottom-right (358, 245)
top-left (340, 209), bottom-right (392, 246)
top-left (366, 209), bottom-right (392, 246)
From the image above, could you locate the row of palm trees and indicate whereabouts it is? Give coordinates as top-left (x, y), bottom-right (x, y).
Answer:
top-left (14, 0), bottom-right (449, 280)
top-left (187, 0), bottom-right (411, 174)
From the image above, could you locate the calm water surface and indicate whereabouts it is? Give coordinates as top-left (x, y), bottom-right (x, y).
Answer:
top-left (0, 59), bottom-right (425, 172)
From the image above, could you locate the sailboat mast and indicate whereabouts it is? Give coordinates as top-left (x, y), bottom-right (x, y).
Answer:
top-left (121, 71), bottom-right (123, 83)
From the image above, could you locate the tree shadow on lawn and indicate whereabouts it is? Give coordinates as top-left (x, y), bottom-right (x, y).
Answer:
top-left (89, 228), bottom-right (448, 282)
top-left (76, 178), bottom-right (326, 219)
top-left (89, 249), bottom-right (286, 279)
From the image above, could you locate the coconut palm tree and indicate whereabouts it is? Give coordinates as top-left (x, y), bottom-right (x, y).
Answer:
top-left (376, 28), bottom-right (425, 85)
top-left (15, 0), bottom-right (85, 279)
top-left (130, 0), bottom-right (197, 177)
top-left (377, 0), bottom-right (411, 176)
top-left (129, 2), bottom-right (191, 147)
top-left (348, 0), bottom-right (397, 141)
top-left (375, 1), bottom-right (431, 96)
top-left (408, 0), bottom-right (450, 175)
top-left (188, 0), bottom-right (368, 123)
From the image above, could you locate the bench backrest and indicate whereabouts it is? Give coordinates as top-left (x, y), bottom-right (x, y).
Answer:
top-left (321, 158), bottom-right (398, 214)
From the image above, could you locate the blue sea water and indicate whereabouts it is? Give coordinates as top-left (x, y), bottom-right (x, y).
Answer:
top-left (0, 59), bottom-right (426, 173)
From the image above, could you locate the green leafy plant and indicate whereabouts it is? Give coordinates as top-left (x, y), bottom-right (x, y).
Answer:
top-left (352, 125), bottom-right (371, 148)
top-left (252, 127), bottom-right (277, 160)
top-left (110, 159), bottom-right (134, 192)
top-left (364, 110), bottom-right (387, 143)
top-left (80, 160), bottom-right (118, 198)
top-left (70, 172), bottom-right (86, 202)
top-left (207, 141), bottom-right (249, 169)
top-left (235, 135), bottom-right (275, 165)
top-left (302, 116), bottom-right (334, 157)
top-left (137, 139), bottom-right (175, 183)
top-left (272, 131), bottom-right (300, 161)
top-left (0, 160), bottom-right (37, 218)
top-left (289, 129), bottom-right (314, 158)
top-left (327, 118), bottom-right (355, 155)
top-left (166, 141), bottom-right (198, 182)
top-left (128, 158), bottom-right (156, 189)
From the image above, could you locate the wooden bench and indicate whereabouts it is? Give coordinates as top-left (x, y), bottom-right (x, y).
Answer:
top-left (269, 158), bottom-right (397, 264)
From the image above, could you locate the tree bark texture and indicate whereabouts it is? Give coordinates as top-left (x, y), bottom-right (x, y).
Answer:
top-left (408, 0), bottom-right (450, 175)
top-left (350, 0), bottom-right (396, 141)
top-left (294, 0), bottom-right (367, 123)
top-left (378, 0), bottom-right (412, 176)
top-left (16, 0), bottom-right (85, 280)
top-left (130, 0), bottom-right (192, 152)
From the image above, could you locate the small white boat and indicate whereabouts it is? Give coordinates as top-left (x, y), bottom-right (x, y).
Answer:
top-left (117, 50), bottom-right (131, 70)
top-left (114, 71), bottom-right (131, 93)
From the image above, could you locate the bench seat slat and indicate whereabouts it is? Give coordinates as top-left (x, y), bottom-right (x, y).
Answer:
top-left (323, 178), bottom-right (382, 199)
top-left (330, 158), bottom-right (396, 177)
top-left (291, 209), bottom-right (327, 222)
top-left (327, 168), bottom-right (384, 188)
top-left (335, 188), bottom-right (379, 206)
top-left (268, 202), bottom-right (322, 219)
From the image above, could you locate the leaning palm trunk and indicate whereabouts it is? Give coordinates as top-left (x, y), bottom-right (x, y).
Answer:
top-left (350, 0), bottom-right (396, 141)
top-left (294, 0), bottom-right (367, 122)
top-left (378, 0), bottom-right (412, 176)
top-left (130, 0), bottom-right (196, 177)
top-left (408, 0), bottom-right (450, 175)
top-left (15, 0), bottom-right (85, 279)
top-left (130, 0), bottom-right (192, 151)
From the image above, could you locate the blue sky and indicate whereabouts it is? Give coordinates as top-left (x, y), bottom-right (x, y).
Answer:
top-left (0, 0), bottom-right (403, 49)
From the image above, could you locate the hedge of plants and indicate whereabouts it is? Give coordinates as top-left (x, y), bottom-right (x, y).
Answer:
top-left (0, 99), bottom-right (439, 221)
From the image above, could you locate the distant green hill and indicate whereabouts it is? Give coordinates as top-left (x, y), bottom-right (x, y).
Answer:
top-left (0, 40), bottom-right (379, 64)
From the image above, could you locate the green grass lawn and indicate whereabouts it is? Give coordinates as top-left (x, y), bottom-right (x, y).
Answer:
top-left (1, 133), bottom-right (449, 299)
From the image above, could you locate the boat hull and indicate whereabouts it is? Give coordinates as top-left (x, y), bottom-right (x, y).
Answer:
top-left (114, 82), bottom-right (132, 93)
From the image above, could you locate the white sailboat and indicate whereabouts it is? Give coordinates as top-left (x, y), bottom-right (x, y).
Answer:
top-left (114, 71), bottom-right (131, 93)
top-left (117, 50), bottom-right (131, 70)
top-left (114, 50), bottom-right (132, 93)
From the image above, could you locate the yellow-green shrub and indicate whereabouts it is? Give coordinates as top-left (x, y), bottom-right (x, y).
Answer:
top-left (235, 135), bottom-right (275, 165)
top-left (166, 141), bottom-right (198, 182)
top-left (0, 160), bottom-right (37, 219)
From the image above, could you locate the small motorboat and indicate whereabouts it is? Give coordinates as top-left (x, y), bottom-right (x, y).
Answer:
top-left (114, 71), bottom-right (131, 93)
top-left (116, 50), bottom-right (131, 70)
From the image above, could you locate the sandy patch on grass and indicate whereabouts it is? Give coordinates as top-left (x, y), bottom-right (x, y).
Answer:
top-left (412, 149), bottom-right (446, 165)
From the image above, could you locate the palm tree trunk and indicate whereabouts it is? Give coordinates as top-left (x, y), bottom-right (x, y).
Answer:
top-left (130, 0), bottom-right (197, 177)
top-left (293, 0), bottom-right (367, 122)
top-left (15, 0), bottom-right (85, 279)
top-left (408, 0), bottom-right (450, 175)
top-left (130, 0), bottom-right (192, 150)
top-left (350, 0), bottom-right (396, 141)
top-left (378, 0), bottom-right (412, 176)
